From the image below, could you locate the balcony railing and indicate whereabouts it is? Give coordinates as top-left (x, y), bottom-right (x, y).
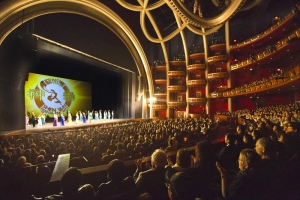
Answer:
top-left (207, 72), bottom-right (229, 80)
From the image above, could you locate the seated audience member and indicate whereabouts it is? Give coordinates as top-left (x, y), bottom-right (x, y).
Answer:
top-left (16, 156), bottom-right (31, 168)
top-left (255, 137), bottom-right (284, 184)
top-left (113, 143), bottom-right (126, 159)
top-left (217, 133), bottom-right (239, 171)
top-left (216, 149), bottom-right (262, 200)
top-left (192, 141), bottom-right (218, 199)
top-left (88, 147), bottom-right (102, 167)
top-left (134, 149), bottom-right (169, 200)
top-left (243, 134), bottom-right (255, 149)
top-left (250, 130), bottom-right (263, 144)
top-left (279, 133), bottom-right (299, 159)
top-left (78, 184), bottom-right (96, 200)
top-left (35, 155), bottom-right (52, 196)
top-left (165, 171), bottom-right (195, 200)
top-left (45, 167), bottom-right (83, 200)
top-left (165, 138), bottom-right (177, 153)
top-left (170, 149), bottom-right (192, 172)
top-left (0, 159), bottom-right (10, 199)
top-left (97, 159), bottom-right (135, 199)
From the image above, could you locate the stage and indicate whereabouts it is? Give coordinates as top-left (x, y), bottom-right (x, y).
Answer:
top-left (0, 118), bottom-right (137, 138)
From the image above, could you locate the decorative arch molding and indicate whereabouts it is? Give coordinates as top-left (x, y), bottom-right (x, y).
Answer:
top-left (0, 0), bottom-right (153, 100)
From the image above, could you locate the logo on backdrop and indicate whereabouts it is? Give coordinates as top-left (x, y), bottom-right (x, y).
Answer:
top-left (27, 79), bottom-right (75, 114)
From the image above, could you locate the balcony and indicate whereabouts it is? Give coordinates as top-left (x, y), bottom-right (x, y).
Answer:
top-left (189, 53), bottom-right (205, 60)
top-left (187, 79), bottom-right (206, 86)
top-left (187, 98), bottom-right (206, 104)
top-left (168, 71), bottom-right (185, 77)
top-left (187, 64), bottom-right (206, 71)
top-left (168, 101), bottom-right (187, 108)
top-left (167, 85), bottom-right (186, 91)
top-left (155, 65), bottom-right (166, 71)
top-left (148, 104), bottom-right (167, 110)
top-left (169, 60), bottom-right (186, 66)
top-left (210, 43), bottom-right (226, 52)
top-left (207, 55), bottom-right (228, 66)
top-left (154, 92), bottom-right (167, 97)
top-left (154, 79), bottom-right (167, 84)
top-left (207, 72), bottom-right (229, 80)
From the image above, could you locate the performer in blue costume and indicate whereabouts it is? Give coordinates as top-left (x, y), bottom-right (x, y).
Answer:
top-left (88, 111), bottom-right (93, 123)
top-left (60, 113), bottom-right (65, 126)
top-left (82, 112), bottom-right (87, 123)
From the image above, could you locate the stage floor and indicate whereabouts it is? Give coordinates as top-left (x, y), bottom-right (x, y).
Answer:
top-left (0, 119), bottom-right (133, 138)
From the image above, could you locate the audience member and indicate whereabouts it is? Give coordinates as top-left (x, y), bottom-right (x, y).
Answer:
top-left (97, 159), bottom-right (135, 199)
top-left (134, 149), bottom-right (169, 200)
top-left (45, 167), bottom-right (83, 200)
top-left (216, 149), bottom-right (262, 200)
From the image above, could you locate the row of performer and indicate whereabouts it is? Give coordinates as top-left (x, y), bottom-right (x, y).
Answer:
top-left (25, 110), bottom-right (114, 127)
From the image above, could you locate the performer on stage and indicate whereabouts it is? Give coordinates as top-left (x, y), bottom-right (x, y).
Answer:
top-left (67, 111), bottom-right (72, 125)
top-left (37, 114), bottom-right (42, 127)
top-left (79, 111), bottom-right (83, 122)
top-left (111, 111), bottom-right (114, 119)
top-left (41, 112), bottom-right (46, 125)
top-left (94, 111), bottom-right (99, 120)
top-left (88, 111), bottom-right (93, 123)
top-left (82, 112), bottom-right (87, 123)
top-left (53, 112), bottom-right (58, 126)
top-left (75, 112), bottom-right (79, 124)
top-left (25, 113), bottom-right (29, 126)
top-left (99, 110), bottom-right (102, 120)
top-left (32, 112), bottom-right (36, 128)
top-left (104, 110), bottom-right (107, 120)
top-left (60, 112), bottom-right (65, 126)
top-left (108, 110), bottom-right (111, 120)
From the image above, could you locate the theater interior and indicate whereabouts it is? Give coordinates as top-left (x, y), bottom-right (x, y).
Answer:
top-left (0, 0), bottom-right (300, 199)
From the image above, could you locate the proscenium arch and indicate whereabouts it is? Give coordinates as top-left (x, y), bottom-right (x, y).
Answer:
top-left (0, 0), bottom-right (153, 102)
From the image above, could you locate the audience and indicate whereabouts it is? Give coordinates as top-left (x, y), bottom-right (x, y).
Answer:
top-left (0, 102), bottom-right (299, 199)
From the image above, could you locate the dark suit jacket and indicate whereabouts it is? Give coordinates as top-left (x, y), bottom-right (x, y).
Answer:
top-left (97, 177), bottom-right (135, 200)
top-left (135, 167), bottom-right (169, 200)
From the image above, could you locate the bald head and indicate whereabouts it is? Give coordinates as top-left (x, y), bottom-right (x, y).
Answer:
top-left (255, 137), bottom-right (276, 158)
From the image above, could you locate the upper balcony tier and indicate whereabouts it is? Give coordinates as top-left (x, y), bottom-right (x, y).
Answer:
top-left (154, 65), bottom-right (166, 71)
top-left (148, 103), bottom-right (167, 110)
top-left (207, 55), bottom-right (228, 66)
top-left (189, 53), bottom-right (205, 60)
top-left (207, 72), bottom-right (229, 80)
top-left (169, 60), bottom-right (186, 66)
top-left (187, 98), bottom-right (207, 105)
top-left (187, 64), bottom-right (206, 72)
top-left (187, 79), bottom-right (206, 86)
top-left (154, 79), bottom-right (167, 84)
top-left (210, 44), bottom-right (226, 52)
top-left (231, 27), bottom-right (300, 71)
top-left (168, 101), bottom-right (187, 108)
top-left (167, 85), bottom-right (186, 91)
top-left (168, 71), bottom-right (186, 77)
top-left (153, 92), bottom-right (167, 97)
top-left (223, 65), bottom-right (300, 97)
top-left (230, 10), bottom-right (296, 52)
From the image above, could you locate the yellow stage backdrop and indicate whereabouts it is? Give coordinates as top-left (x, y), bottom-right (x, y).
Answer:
top-left (25, 73), bottom-right (92, 117)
